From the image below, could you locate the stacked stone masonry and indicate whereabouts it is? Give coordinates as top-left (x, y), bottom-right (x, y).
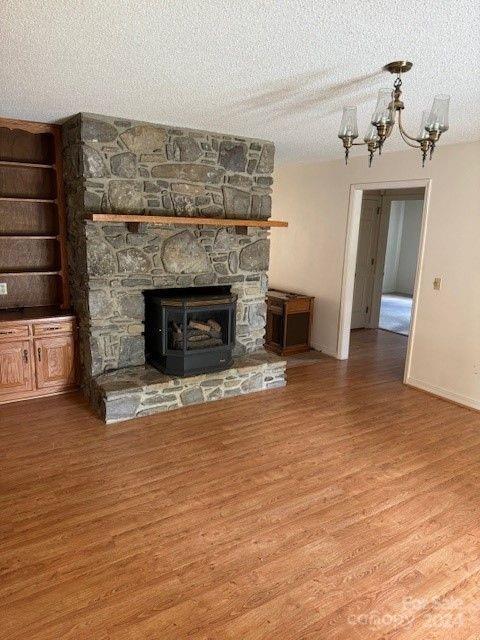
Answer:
top-left (66, 113), bottom-right (274, 220)
top-left (85, 222), bottom-right (271, 375)
top-left (91, 351), bottom-right (286, 424)
top-left (62, 113), bottom-right (285, 422)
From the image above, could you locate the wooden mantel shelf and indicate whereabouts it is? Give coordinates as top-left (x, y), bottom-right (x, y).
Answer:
top-left (85, 213), bottom-right (288, 229)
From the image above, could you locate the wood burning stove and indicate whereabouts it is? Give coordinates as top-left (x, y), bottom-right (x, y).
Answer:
top-left (144, 286), bottom-right (237, 376)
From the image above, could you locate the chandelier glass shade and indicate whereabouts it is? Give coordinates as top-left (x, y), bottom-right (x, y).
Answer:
top-left (371, 89), bottom-right (395, 127)
top-left (338, 61), bottom-right (450, 167)
top-left (338, 106), bottom-right (358, 139)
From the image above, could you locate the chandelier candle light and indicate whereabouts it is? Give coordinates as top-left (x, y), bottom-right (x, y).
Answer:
top-left (338, 61), bottom-right (450, 167)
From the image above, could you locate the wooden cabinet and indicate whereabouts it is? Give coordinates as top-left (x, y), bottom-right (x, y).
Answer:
top-left (0, 340), bottom-right (33, 398)
top-left (34, 335), bottom-right (76, 390)
top-left (0, 324), bottom-right (29, 339)
top-left (33, 319), bottom-right (75, 336)
top-left (0, 312), bottom-right (77, 404)
top-left (265, 289), bottom-right (314, 356)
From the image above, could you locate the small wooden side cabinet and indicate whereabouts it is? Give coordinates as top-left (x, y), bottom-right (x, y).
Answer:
top-left (0, 310), bottom-right (77, 404)
top-left (265, 289), bottom-right (314, 356)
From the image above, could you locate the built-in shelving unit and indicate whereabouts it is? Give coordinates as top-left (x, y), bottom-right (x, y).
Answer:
top-left (0, 118), bottom-right (77, 406)
top-left (85, 212), bottom-right (288, 230)
top-left (0, 118), bottom-right (69, 310)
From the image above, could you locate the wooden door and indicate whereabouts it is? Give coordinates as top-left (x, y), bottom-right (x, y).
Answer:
top-left (0, 340), bottom-right (33, 397)
top-left (34, 335), bottom-right (75, 390)
top-left (351, 195), bottom-right (382, 329)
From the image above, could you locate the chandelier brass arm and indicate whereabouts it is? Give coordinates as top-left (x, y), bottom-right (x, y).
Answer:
top-left (398, 110), bottom-right (432, 166)
top-left (397, 110), bottom-right (418, 142)
top-left (398, 131), bottom-right (420, 149)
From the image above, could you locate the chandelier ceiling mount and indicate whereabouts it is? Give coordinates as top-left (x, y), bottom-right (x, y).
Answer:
top-left (383, 60), bottom-right (413, 75)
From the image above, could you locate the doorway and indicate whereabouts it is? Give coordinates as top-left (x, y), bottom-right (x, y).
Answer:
top-left (337, 179), bottom-right (431, 381)
top-left (350, 188), bottom-right (424, 337)
top-left (379, 195), bottom-right (424, 335)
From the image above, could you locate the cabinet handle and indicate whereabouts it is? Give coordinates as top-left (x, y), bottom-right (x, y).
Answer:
top-left (37, 347), bottom-right (41, 362)
top-left (23, 349), bottom-right (28, 364)
top-left (45, 326), bottom-right (60, 331)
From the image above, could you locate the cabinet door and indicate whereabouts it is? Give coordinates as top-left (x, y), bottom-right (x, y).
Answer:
top-left (0, 340), bottom-right (33, 397)
top-left (34, 335), bottom-right (76, 390)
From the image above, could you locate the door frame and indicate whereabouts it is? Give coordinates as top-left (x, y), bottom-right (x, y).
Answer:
top-left (337, 178), bottom-right (432, 383)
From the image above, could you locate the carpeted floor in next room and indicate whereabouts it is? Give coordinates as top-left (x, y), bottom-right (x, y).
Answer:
top-left (379, 293), bottom-right (413, 335)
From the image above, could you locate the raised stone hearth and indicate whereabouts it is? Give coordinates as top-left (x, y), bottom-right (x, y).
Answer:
top-left (62, 113), bottom-right (286, 422)
top-left (91, 350), bottom-right (286, 423)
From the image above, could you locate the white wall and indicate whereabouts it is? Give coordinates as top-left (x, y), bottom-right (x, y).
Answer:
top-left (270, 141), bottom-right (480, 409)
top-left (382, 201), bottom-right (404, 293)
top-left (395, 199), bottom-right (423, 295)
top-left (382, 199), bottom-right (423, 295)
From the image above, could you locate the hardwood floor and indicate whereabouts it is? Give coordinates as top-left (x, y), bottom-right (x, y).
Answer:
top-left (1, 329), bottom-right (480, 639)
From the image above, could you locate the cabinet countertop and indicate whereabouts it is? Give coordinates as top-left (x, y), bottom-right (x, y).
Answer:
top-left (0, 306), bottom-right (75, 324)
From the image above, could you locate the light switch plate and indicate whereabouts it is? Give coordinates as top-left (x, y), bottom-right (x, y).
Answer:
top-left (433, 277), bottom-right (442, 291)
top-left (0, 283), bottom-right (7, 295)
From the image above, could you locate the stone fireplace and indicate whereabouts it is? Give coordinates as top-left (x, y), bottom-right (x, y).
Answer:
top-left (62, 113), bottom-right (286, 422)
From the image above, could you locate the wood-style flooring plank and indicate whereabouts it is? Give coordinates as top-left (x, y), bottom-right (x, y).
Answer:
top-left (1, 329), bottom-right (479, 639)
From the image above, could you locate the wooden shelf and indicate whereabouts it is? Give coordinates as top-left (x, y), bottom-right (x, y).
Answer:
top-left (0, 270), bottom-right (61, 277)
top-left (0, 197), bottom-right (57, 203)
top-left (85, 213), bottom-right (288, 228)
top-left (0, 234), bottom-right (58, 239)
top-left (0, 160), bottom-right (55, 169)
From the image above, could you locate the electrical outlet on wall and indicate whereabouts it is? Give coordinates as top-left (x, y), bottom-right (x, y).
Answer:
top-left (0, 283), bottom-right (7, 295)
top-left (433, 277), bottom-right (442, 291)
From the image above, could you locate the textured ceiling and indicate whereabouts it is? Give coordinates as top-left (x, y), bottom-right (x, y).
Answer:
top-left (2, 0), bottom-right (479, 162)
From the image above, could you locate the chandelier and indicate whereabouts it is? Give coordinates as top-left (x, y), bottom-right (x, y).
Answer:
top-left (338, 61), bottom-right (449, 167)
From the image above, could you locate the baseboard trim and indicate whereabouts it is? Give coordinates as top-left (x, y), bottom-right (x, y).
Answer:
top-left (405, 377), bottom-right (480, 412)
top-left (312, 343), bottom-right (339, 359)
